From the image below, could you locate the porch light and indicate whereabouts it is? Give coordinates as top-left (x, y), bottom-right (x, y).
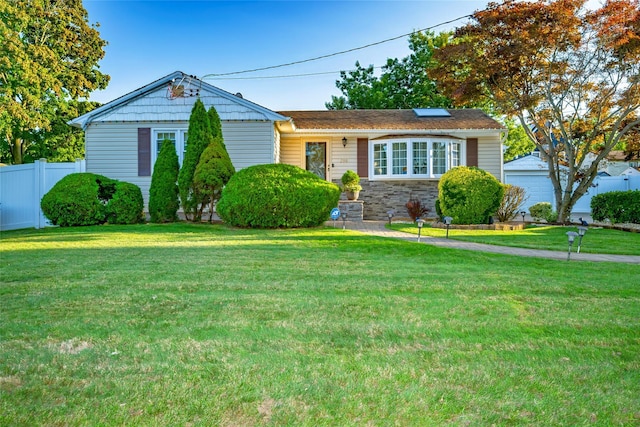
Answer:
top-left (566, 231), bottom-right (578, 261)
top-left (444, 216), bottom-right (453, 239)
top-left (387, 210), bottom-right (394, 225)
top-left (342, 137), bottom-right (347, 148)
top-left (577, 225), bottom-right (588, 253)
top-left (416, 218), bottom-right (425, 242)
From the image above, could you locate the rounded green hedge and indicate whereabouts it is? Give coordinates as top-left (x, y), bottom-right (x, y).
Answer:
top-left (437, 166), bottom-right (504, 224)
top-left (105, 181), bottom-right (145, 225)
top-left (216, 164), bottom-right (341, 228)
top-left (41, 173), bottom-right (144, 226)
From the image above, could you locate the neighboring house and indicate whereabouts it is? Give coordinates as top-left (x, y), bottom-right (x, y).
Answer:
top-left (504, 154), bottom-right (559, 211)
top-left (71, 71), bottom-right (506, 220)
top-left (504, 153), bottom-right (640, 215)
top-left (584, 150), bottom-right (640, 176)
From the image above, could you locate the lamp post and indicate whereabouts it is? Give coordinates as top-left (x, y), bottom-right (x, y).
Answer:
top-left (566, 231), bottom-right (578, 261)
top-left (387, 210), bottom-right (394, 225)
top-left (520, 211), bottom-right (526, 223)
top-left (444, 216), bottom-right (453, 239)
top-left (416, 218), bottom-right (425, 242)
top-left (577, 225), bottom-right (588, 253)
top-left (341, 211), bottom-right (348, 230)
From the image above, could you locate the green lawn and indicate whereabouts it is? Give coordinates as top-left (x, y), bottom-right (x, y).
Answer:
top-left (389, 222), bottom-right (640, 256)
top-left (1, 223), bottom-right (639, 425)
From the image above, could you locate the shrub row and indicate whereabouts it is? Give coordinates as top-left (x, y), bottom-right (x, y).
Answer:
top-left (591, 190), bottom-right (640, 224)
top-left (41, 173), bottom-right (144, 226)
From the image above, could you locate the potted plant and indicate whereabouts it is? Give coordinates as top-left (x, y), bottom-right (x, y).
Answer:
top-left (341, 170), bottom-right (362, 200)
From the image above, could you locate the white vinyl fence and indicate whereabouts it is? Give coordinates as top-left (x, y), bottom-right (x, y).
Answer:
top-left (0, 159), bottom-right (86, 231)
top-left (572, 175), bottom-right (640, 213)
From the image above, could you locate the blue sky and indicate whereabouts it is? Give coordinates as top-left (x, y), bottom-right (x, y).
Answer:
top-left (84, 0), bottom-right (492, 110)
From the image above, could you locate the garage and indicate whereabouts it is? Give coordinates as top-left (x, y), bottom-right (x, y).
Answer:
top-left (504, 155), bottom-right (555, 211)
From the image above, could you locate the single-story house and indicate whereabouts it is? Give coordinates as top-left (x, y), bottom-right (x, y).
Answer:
top-left (71, 71), bottom-right (506, 220)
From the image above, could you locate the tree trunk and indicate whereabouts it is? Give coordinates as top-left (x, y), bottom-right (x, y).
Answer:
top-left (10, 138), bottom-right (24, 164)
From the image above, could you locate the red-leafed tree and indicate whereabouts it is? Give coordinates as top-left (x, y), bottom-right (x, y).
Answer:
top-left (432, 0), bottom-right (640, 222)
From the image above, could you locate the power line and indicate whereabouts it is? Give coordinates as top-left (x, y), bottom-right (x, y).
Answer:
top-left (201, 14), bottom-right (471, 79)
top-left (208, 67), bottom-right (384, 81)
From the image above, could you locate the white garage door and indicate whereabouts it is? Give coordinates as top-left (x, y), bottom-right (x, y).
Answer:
top-left (504, 173), bottom-right (555, 211)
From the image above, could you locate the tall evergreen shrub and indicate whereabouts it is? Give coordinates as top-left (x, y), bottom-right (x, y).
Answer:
top-left (208, 106), bottom-right (223, 142)
top-left (178, 99), bottom-right (212, 220)
top-left (148, 138), bottom-right (180, 223)
top-left (193, 106), bottom-right (235, 221)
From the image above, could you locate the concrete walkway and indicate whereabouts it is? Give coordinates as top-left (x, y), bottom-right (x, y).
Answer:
top-left (332, 220), bottom-right (640, 264)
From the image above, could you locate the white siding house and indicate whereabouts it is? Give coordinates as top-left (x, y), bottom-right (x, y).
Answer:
top-left (70, 72), bottom-right (289, 205)
top-left (71, 72), bottom-right (506, 220)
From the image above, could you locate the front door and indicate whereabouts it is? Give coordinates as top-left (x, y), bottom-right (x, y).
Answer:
top-left (305, 142), bottom-right (326, 179)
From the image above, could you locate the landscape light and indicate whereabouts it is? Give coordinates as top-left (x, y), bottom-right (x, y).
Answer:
top-left (416, 218), bottom-right (425, 242)
top-left (444, 216), bottom-right (453, 239)
top-left (387, 210), bottom-right (394, 225)
top-left (341, 211), bottom-right (348, 230)
top-left (577, 225), bottom-right (588, 253)
top-left (566, 231), bottom-right (579, 261)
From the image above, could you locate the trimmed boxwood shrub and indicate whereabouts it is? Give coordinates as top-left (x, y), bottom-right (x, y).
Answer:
top-left (41, 173), bottom-right (112, 226)
top-left (591, 190), bottom-right (640, 224)
top-left (216, 164), bottom-right (341, 228)
top-left (105, 181), bottom-right (144, 224)
top-left (529, 202), bottom-right (558, 223)
top-left (437, 166), bottom-right (504, 224)
top-left (41, 173), bottom-right (143, 226)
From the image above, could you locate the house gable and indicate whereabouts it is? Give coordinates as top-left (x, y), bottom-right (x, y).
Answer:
top-left (70, 71), bottom-right (288, 129)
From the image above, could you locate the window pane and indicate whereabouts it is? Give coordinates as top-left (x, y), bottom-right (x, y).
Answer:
top-left (412, 141), bottom-right (428, 175)
top-left (433, 142), bottom-right (447, 175)
top-left (450, 142), bottom-right (460, 168)
top-left (373, 143), bottom-right (387, 175)
top-left (392, 142), bottom-right (407, 175)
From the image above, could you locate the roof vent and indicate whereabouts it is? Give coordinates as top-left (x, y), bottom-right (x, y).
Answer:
top-left (413, 108), bottom-right (451, 117)
top-left (235, 92), bottom-right (243, 99)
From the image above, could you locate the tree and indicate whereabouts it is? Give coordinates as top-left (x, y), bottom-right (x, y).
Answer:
top-left (0, 0), bottom-right (109, 164)
top-left (432, 0), bottom-right (640, 222)
top-left (325, 31), bottom-right (453, 109)
top-left (178, 99), bottom-right (212, 220)
top-left (502, 118), bottom-right (536, 162)
top-left (0, 99), bottom-right (100, 164)
top-left (148, 138), bottom-right (180, 223)
top-left (193, 106), bottom-right (235, 222)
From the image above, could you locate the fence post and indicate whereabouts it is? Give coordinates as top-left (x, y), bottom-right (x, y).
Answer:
top-left (75, 158), bottom-right (86, 172)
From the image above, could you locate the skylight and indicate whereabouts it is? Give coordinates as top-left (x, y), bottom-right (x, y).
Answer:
top-left (413, 108), bottom-right (451, 117)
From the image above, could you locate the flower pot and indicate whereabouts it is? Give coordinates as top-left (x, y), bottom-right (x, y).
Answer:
top-left (346, 190), bottom-right (360, 200)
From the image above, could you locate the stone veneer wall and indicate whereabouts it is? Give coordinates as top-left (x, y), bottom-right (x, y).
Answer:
top-left (335, 179), bottom-right (440, 221)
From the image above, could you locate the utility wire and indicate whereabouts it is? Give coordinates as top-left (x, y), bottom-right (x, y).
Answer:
top-left (201, 14), bottom-right (471, 79)
top-left (209, 67), bottom-right (384, 80)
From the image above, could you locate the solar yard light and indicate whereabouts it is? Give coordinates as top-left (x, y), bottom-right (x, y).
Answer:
top-left (566, 231), bottom-right (579, 261)
top-left (416, 218), bottom-right (425, 242)
top-left (577, 225), bottom-right (588, 253)
top-left (341, 211), bottom-right (348, 230)
top-left (444, 216), bottom-right (453, 239)
top-left (387, 210), bottom-right (394, 225)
